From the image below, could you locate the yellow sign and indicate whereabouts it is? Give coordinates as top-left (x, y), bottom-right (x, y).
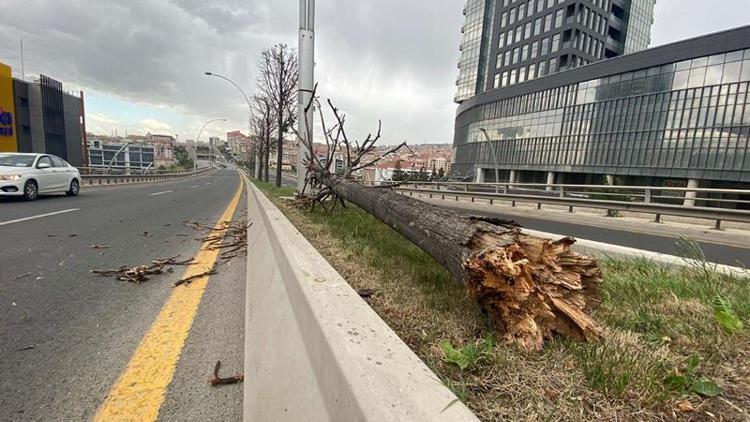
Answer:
top-left (0, 62), bottom-right (18, 152)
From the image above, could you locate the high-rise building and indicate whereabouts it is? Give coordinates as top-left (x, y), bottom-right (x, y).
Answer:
top-left (455, 0), bottom-right (657, 103)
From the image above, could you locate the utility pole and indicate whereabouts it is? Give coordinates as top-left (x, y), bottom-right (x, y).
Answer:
top-left (297, 0), bottom-right (315, 194)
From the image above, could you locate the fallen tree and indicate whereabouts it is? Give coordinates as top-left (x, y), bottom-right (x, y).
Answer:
top-left (293, 90), bottom-right (604, 351)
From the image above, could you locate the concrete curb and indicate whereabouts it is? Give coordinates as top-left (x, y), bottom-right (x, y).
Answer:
top-left (241, 176), bottom-right (478, 422)
top-left (522, 228), bottom-right (750, 279)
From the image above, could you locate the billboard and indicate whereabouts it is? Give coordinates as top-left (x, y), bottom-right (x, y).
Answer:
top-left (0, 62), bottom-right (18, 152)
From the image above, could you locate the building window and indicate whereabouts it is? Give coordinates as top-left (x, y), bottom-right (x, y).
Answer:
top-left (509, 7), bottom-right (516, 24)
top-left (494, 73), bottom-right (501, 89)
top-left (515, 26), bottom-right (523, 42)
top-left (525, 21), bottom-right (532, 38)
top-left (522, 44), bottom-right (530, 61)
top-left (531, 40), bottom-right (540, 58)
top-left (501, 11), bottom-right (509, 27)
top-left (554, 9), bottom-right (563, 28)
top-left (502, 71), bottom-right (509, 87)
top-left (541, 37), bottom-right (550, 55)
top-left (519, 67), bottom-right (527, 83)
top-left (539, 60), bottom-right (548, 76)
top-left (551, 33), bottom-right (561, 53)
top-left (529, 63), bottom-right (537, 80)
top-left (498, 32), bottom-right (505, 48)
top-left (504, 50), bottom-right (511, 66)
top-left (544, 13), bottom-right (552, 32)
top-left (496, 53), bottom-right (503, 69)
top-left (534, 17), bottom-right (542, 36)
top-left (510, 68), bottom-right (518, 85)
top-left (549, 57), bottom-right (558, 73)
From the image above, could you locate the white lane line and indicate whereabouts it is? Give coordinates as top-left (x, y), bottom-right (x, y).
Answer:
top-left (0, 208), bottom-right (80, 227)
top-left (148, 190), bottom-right (173, 196)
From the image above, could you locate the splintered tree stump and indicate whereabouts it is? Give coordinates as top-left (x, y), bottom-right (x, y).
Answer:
top-left (313, 173), bottom-right (604, 351)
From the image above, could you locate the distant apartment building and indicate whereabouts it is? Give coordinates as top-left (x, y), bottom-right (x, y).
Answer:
top-left (144, 133), bottom-right (175, 163)
top-left (227, 131), bottom-right (248, 156)
top-left (87, 137), bottom-right (155, 173)
top-left (1, 62), bottom-right (86, 166)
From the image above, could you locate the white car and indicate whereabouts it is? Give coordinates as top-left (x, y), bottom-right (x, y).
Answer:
top-left (0, 153), bottom-right (81, 201)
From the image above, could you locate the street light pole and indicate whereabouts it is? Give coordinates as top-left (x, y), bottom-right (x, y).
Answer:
top-left (204, 72), bottom-right (256, 174)
top-left (105, 141), bottom-right (132, 175)
top-left (297, 0), bottom-right (315, 194)
top-left (195, 118), bottom-right (227, 172)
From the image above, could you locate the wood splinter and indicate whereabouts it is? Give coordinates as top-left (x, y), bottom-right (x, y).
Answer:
top-left (209, 360), bottom-right (244, 386)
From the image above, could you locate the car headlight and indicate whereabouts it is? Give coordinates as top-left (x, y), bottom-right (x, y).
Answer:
top-left (0, 174), bottom-right (23, 181)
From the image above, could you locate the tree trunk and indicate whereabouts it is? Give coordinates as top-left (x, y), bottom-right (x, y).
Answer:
top-left (275, 108), bottom-right (283, 188)
top-left (316, 173), bottom-right (603, 351)
top-left (264, 129), bottom-right (271, 183)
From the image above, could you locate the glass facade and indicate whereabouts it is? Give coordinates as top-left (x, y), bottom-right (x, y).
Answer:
top-left (456, 0), bottom-right (488, 102)
top-left (457, 0), bottom-right (656, 103)
top-left (623, 0), bottom-right (656, 54)
top-left (454, 48), bottom-right (750, 183)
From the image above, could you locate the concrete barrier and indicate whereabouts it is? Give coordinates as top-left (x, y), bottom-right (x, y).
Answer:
top-left (242, 177), bottom-right (478, 422)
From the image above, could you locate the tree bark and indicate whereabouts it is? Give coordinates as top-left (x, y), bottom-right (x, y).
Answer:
top-left (316, 173), bottom-right (603, 351)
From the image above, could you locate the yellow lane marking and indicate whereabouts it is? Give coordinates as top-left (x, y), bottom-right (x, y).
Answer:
top-left (94, 174), bottom-right (244, 421)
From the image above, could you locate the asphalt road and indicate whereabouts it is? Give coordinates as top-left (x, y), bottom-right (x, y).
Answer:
top-left (0, 170), bottom-right (245, 421)
top-left (439, 202), bottom-right (749, 267)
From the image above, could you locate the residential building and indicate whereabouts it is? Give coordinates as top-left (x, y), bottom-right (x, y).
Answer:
top-left (1, 62), bottom-right (86, 166)
top-left (455, 0), bottom-right (657, 103)
top-left (144, 133), bottom-right (175, 164)
top-left (227, 131), bottom-right (248, 156)
top-left (453, 26), bottom-right (750, 193)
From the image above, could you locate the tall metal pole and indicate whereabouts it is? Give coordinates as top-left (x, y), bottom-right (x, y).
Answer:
top-left (297, 0), bottom-right (315, 194)
top-left (195, 118), bottom-right (226, 172)
top-left (204, 72), bottom-right (254, 174)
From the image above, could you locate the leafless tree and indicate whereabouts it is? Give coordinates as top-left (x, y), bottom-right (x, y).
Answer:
top-left (292, 87), bottom-right (604, 351)
top-left (257, 44), bottom-right (299, 187)
top-left (250, 95), bottom-right (276, 182)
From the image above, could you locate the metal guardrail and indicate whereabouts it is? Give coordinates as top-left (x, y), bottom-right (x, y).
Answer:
top-left (364, 181), bottom-right (750, 230)
top-left (80, 168), bottom-right (211, 187)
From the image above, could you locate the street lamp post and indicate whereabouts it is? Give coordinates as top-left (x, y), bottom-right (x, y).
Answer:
top-left (298, 0), bottom-right (315, 194)
top-left (195, 118), bottom-right (227, 172)
top-left (204, 72), bottom-right (256, 175)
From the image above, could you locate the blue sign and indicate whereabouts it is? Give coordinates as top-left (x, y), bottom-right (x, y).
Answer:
top-left (0, 107), bottom-right (13, 137)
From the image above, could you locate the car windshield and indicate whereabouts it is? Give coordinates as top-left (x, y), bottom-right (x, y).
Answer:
top-left (0, 154), bottom-right (36, 168)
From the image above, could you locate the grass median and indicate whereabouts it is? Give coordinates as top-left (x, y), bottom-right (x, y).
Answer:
top-left (253, 179), bottom-right (749, 421)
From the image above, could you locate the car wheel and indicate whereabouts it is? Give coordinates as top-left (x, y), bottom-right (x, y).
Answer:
top-left (23, 180), bottom-right (38, 201)
top-left (67, 179), bottom-right (80, 197)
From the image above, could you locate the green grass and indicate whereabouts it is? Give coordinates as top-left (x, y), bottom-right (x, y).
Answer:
top-left (253, 179), bottom-right (750, 420)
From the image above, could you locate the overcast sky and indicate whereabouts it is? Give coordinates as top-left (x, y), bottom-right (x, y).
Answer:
top-left (0, 0), bottom-right (748, 144)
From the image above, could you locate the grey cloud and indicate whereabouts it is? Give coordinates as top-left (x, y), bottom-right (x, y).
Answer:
top-left (0, 0), bottom-right (747, 144)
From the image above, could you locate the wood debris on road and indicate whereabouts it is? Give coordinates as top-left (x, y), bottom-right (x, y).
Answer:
top-left (91, 256), bottom-right (195, 284)
top-left (208, 360), bottom-right (244, 386)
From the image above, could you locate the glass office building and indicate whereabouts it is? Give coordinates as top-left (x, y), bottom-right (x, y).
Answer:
top-left (455, 0), bottom-right (657, 103)
top-left (453, 26), bottom-right (750, 189)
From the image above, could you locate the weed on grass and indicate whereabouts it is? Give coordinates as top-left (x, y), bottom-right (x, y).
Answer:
top-left (253, 180), bottom-right (750, 421)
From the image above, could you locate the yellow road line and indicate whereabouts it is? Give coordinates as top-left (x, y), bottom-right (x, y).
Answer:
top-left (94, 175), bottom-right (244, 421)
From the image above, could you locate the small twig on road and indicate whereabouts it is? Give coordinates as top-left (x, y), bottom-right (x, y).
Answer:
top-left (13, 273), bottom-right (31, 281)
top-left (91, 244), bottom-right (110, 249)
top-left (173, 263), bottom-right (217, 287)
top-left (208, 360), bottom-right (244, 386)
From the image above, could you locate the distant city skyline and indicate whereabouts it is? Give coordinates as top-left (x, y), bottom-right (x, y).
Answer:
top-left (0, 0), bottom-right (747, 145)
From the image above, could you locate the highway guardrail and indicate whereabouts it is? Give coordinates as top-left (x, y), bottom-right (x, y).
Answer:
top-left (242, 173), bottom-right (478, 421)
top-left (80, 168), bottom-right (212, 187)
top-left (367, 181), bottom-right (750, 230)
